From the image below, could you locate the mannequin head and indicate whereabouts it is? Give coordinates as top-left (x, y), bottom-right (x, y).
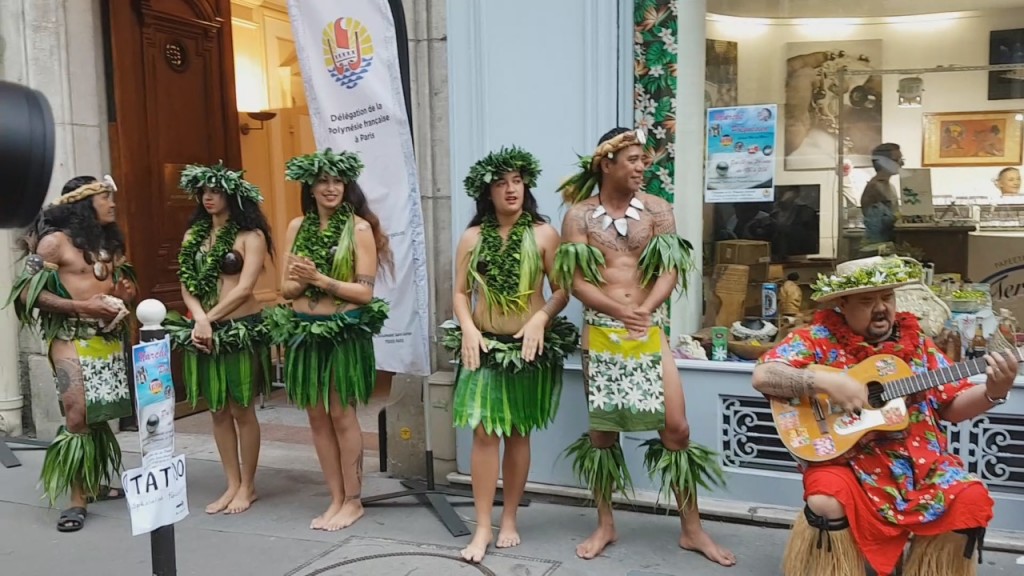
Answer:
top-left (996, 167), bottom-right (1021, 196)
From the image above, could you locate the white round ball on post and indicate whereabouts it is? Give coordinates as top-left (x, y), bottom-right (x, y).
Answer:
top-left (136, 299), bottom-right (167, 331)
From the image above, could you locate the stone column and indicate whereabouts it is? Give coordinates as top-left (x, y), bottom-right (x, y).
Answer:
top-left (0, 0), bottom-right (110, 438)
top-left (384, 0), bottom-right (452, 480)
top-left (0, 233), bottom-right (22, 436)
top-left (672, 0), bottom-right (707, 337)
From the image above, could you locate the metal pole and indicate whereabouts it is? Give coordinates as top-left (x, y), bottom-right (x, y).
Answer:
top-left (136, 299), bottom-right (176, 576)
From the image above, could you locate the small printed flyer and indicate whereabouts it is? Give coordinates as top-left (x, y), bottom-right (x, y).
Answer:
top-left (131, 336), bottom-right (176, 469)
top-left (705, 104), bottom-right (778, 203)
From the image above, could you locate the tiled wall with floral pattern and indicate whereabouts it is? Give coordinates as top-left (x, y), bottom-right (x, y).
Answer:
top-left (634, 0), bottom-right (677, 203)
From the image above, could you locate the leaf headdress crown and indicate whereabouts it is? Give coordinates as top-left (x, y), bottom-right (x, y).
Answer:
top-left (178, 161), bottom-right (263, 204)
top-left (463, 146), bottom-right (542, 199)
top-left (285, 148), bottom-right (365, 185)
top-left (556, 129), bottom-right (647, 205)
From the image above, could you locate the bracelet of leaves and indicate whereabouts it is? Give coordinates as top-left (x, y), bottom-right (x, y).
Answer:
top-left (177, 218), bottom-right (240, 309)
top-left (291, 205), bottom-right (354, 303)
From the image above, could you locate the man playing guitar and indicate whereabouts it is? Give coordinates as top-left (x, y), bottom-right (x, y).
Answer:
top-left (751, 256), bottom-right (1017, 576)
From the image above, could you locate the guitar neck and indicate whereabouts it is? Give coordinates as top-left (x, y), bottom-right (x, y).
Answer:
top-left (879, 347), bottom-right (1020, 402)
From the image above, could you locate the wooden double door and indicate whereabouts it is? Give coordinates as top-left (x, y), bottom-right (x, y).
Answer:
top-left (105, 0), bottom-right (242, 416)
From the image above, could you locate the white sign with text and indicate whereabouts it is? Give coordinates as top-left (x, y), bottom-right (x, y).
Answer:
top-left (121, 454), bottom-right (189, 536)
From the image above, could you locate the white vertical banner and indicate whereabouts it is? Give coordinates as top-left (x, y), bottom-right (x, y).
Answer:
top-left (288, 0), bottom-right (430, 376)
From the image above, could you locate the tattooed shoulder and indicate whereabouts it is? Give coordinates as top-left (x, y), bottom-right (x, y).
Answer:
top-left (645, 195), bottom-right (676, 234)
top-left (563, 203), bottom-right (591, 238)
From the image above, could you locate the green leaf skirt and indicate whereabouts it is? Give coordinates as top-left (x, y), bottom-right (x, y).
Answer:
top-left (262, 301), bottom-right (389, 410)
top-left (443, 317), bottom-right (579, 437)
top-left (40, 423), bottom-right (122, 507)
top-left (166, 312), bottom-right (272, 412)
top-left (453, 358), bottom-right (563, 437)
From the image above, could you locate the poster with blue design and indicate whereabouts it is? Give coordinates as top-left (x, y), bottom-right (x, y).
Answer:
top-left (705, 104), bottom-right (778, 203)
top-left (131, 337), bottom-right (175, 469)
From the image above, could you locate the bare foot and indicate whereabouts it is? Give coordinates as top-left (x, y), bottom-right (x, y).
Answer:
top-left (460, 528), bottom-right (492, 564)
top-left (495, 519), bottom-right (520, 549)
top-left (310, 500), bottom-right (343, 530)
top-left (576, 524), bottom-right (617, 559)
top-left (680, 529), bottom-right (736, 567)
top-left (205, 486), bottom-right (239, 514)
top-left (322, 499), bottom-right (364, 532)
top-left (224, 486), bottom-right (258, 515)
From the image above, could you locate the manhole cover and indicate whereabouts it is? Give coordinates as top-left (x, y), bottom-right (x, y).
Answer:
top-left (298, 551), bottom-right (498, 575)
top-left (287, 536), bottom-right (561, 576)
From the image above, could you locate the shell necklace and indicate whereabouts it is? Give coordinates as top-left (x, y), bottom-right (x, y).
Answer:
top-left (592, 193), bottom-right (645, 237)
top-left (91, 249), bottom-right (113, 281)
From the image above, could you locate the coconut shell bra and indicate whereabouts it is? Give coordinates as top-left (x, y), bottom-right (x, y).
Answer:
top-left (197, 248), bottom-right (244, 276)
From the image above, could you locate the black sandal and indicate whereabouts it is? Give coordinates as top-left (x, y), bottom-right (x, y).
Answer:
top-left (87, 485), bottom-right (126, 503)
top-left (57, 507), bottom-right (87, 533)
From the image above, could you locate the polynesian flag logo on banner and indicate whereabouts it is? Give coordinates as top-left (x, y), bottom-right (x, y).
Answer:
top-left (323, 17), bottom-right (374, 89)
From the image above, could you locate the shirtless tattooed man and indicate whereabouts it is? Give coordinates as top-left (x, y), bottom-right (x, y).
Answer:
top-left (554, 128), bottom-right (736, 566)
top-left (7, 175), bottom-right (136, 532)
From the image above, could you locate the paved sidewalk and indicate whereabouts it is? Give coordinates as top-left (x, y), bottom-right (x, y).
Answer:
top-left (2, 400), bottom-right (1022, 575)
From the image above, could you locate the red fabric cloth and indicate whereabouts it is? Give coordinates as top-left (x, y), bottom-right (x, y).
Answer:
top-left (760, 311), bottom-right (995, 575)
top-left (804, 465), bottom-right (993, 575)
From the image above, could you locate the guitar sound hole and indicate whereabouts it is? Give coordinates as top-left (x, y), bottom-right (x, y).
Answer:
top-left (866, 381), bottom-right (886, 409)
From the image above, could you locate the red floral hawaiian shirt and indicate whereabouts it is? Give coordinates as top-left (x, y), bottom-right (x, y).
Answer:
top-left (760, 320), bottom-right (982, 527)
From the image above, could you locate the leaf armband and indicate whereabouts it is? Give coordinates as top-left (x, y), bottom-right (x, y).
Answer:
top-left (552, 242), bottom-right (606, 292)
top-left (641, 439), bottom-right (726, 511)
top-left (113, 261), bottom-right (138, 287)
top-left (4, 255), bottom-right (72, 342)
top-left (637, 233), bottom-right (695, 294)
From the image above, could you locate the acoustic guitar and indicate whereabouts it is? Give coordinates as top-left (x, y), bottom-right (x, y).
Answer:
top-left (770, 351), bottom-right (1014, 463)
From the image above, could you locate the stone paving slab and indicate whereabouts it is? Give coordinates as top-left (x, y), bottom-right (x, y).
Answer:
top-left (3, 450), bottom-right (1024, 575)
top-left (285, 536), bottom-right (561, 576)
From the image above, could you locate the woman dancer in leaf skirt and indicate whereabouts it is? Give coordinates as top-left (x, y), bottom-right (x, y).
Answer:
top-left (444, 146), bottom-right (577, 563)
top-left (168, 162), bottom-right (273, 515)
top-left (265, 148), bottom-right (392, 531)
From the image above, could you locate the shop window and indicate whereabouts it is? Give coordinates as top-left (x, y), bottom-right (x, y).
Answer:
top-left (690, 2), bottom-right (1024, 365)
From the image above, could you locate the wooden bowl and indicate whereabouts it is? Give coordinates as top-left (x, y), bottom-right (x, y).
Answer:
top-left (727, 340), bottom-right (771, 360)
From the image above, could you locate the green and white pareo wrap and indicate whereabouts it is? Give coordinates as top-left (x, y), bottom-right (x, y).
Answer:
top-left (63, 324), bottom-right (133, 424)
top-left (165, 312), bottom-right (272, 411)
top-left (583, 306), bottom-right (669, 432)
top-left (263, 300), bottom-right (389, 409)
top-left (553, 232), bottom-right (726, 505)
top-left (441, 316), bottom-right (579, 437)
top-left (4, 255), bottom-right (134, 505)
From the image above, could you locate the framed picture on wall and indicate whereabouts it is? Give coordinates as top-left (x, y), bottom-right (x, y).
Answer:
top-left (988, 28), bottom-right (1024, 101)
top-left (783, 39), bottom-right (883, 171)
top-left (922, 111), bottom-right (1024, 167)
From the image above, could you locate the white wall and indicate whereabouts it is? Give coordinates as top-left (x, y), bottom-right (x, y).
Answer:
top-left (447, 0), bottom-right (631, 324)
top-left (707, 8), bottom-right (1024, 257)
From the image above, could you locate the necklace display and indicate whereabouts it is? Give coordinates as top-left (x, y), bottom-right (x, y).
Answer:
top-left (177, 219), bottom-right (241, 309)
top-left (90, 249), bottom-right (113, 281)
top-left (292, 205), bottom-right (355, 304)
top-left (816, 309), bottom-right (922, 365)
top-left (474, 213), bottom-right (536, 314)
top-left (592, 194), bottom-right (645, 237)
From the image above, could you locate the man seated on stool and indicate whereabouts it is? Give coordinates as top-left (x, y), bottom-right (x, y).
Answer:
top-left (750, 256), bottom-right (1017, 576)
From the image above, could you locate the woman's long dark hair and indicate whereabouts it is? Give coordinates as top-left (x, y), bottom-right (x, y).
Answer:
top-left (186, 193), bottom-right (275, 258)
top-left (301, 179), bottom-right (393, 271)
top-left (467, 186), bottom-right (548, 228)
top-left (19, 175), bottom-right (126, 263)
